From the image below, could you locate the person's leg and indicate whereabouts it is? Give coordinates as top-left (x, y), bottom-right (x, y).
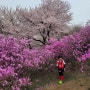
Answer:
top-left (58, 69), bottom-right (62, 80)
top-left (58, 69), bottom-right (65, 84)
top-left (58, 69), bottom-right (63, 84)
top-left (60, 69), bottom-right (64, 81)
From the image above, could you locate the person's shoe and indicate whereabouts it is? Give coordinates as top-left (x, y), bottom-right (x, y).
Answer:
top-left (58, 80), bottom-right (62, 84)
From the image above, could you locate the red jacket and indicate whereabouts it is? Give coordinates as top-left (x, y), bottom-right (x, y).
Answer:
top-left (56, 58), bottom-right (65, 69)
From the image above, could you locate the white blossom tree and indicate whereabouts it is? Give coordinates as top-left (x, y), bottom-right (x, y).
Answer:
top-left (0, 0), bottom-right (72, 46)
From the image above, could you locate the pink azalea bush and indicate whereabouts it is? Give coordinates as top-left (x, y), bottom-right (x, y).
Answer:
top-left (0, 35), bottom-right (33, 89)
top-left (0, 25), bottom-right (90, 89)
top-left (0, 35), bottom-right (55, 89)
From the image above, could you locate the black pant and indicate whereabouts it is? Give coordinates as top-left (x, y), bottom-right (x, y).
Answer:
top-left (58, 68), bottom-right (64, 76)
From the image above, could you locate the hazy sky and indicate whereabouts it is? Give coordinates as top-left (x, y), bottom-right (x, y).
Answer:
top-left (0, 0), bottom-right (90, 25)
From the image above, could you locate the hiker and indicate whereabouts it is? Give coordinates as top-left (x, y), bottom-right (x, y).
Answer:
top-left (56, 56), bottom-right (66, 84)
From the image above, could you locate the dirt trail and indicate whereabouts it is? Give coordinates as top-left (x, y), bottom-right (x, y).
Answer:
top-left (43, 74), bottom-right (90, 90)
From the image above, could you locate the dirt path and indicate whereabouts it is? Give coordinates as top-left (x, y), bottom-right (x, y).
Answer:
top-left (43, 80), bottom-right (90, 90)
top-left (43, 74), bottom-right (90, 90)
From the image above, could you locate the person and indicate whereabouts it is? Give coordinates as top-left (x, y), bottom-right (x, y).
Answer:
top-left (56, 56), bottom-right (66, 84)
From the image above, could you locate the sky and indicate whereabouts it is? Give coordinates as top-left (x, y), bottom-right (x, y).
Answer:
top-left (0, 0), bottom-right (90, 25)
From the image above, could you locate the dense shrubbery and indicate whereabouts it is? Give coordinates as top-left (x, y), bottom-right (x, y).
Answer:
top-left (0, 35), bottom-right (55, 90)
top-left (46, 26), bottom-right (90, 62)
top-left (0, 26), bottom-right (90, 89)
top-left (0, 35), bottom-right (32, 89)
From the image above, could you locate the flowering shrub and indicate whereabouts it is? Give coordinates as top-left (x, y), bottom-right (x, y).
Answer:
top-left (0, 35), bottom-right (55, 89)
top-left (48, 26), bottom-right (90, 62)
top-left (0, 26), bottom-right (90, 89)
top-left (0, 35), bottom-right (32, 89)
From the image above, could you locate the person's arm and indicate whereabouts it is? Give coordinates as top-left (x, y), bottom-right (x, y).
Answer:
top-left (56, 61), bottom-right (59, 68)
top-left (63, 60), bottom-right (66, 70)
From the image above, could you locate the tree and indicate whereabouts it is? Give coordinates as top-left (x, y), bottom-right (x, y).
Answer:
top-left (31, 0), bottom-right (72, 45)
top-left (0, 20), bottom-right (4, 34)
top-left (0, 0), bottom-right (72, 46)
top-left (69, 24), bottom-right (82, 35)
top-left (0, 7), bottom-right (19, 35)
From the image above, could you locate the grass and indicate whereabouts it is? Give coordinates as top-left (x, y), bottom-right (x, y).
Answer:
top-left (25, 70), bottom-right (58, 90)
